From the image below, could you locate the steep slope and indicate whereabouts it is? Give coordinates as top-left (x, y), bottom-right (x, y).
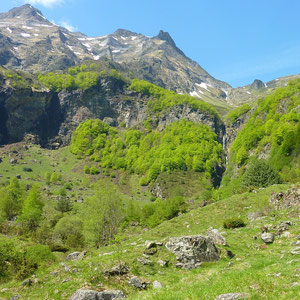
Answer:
top-left (220, 78), bottom-right (300, 198)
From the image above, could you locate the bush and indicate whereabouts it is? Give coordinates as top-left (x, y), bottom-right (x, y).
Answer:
top-left (223, 217), bottom-right (246, 229)
top-left (84, 165), bottom-right (90, 174)
top-left (89, 167), bottom-right (100, 175)
top-left (242, 159), bottom-right (282, 188)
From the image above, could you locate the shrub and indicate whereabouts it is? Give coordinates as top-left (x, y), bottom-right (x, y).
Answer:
top-left (84, 165), bottom-right (90, 174)
top-left (242, 159), bottom-right (282, 188)
top-left (89, 167), bottom-right (100, 175)
top-left (223, 217), bottom-right (246, 229)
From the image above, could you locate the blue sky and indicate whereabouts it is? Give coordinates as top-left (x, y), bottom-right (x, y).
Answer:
top-left (2, 0), bottom-right (300, 87)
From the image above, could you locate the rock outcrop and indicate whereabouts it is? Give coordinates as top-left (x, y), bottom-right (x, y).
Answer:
top-left (165, 235), bottom-right (220, 269)
top-left (69, 289), bottom-right (125, 300)
top-left (270, 186), bottom-right (300, 210)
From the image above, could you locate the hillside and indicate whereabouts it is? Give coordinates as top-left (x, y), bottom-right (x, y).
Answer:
top-left (0, 3), bottom-right (300, 300)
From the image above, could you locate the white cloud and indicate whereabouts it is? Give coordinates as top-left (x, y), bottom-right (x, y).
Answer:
top-left (59, 20), bottom-right (77, 32)
top-left (25, 0), bottom-right (64, 7)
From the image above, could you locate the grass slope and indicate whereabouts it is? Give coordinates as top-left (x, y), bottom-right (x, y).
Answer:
top-left (0, 183), bottom-right (299, 299)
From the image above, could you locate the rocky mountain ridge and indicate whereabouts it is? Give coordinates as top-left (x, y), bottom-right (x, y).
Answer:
top-left (0, 4), bottom-right (230, 99)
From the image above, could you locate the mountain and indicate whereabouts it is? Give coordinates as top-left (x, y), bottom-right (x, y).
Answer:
top-left (0, 4), bottom-right (230, 100)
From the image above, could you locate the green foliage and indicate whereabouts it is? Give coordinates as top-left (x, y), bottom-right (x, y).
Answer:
top-left (82, 181), bottom-right (124, 247)
top-left (130, 79), bottom-right (218, 117)
top-left (54, 215), bottom-right (84, 249)
top-left (89, 166), bottom-right (100, 175)
top-left (223, 217), bottom-right (246, 229)
top-left (223, 78), bottom-right (300, 196)
top-left (0, 178), bottom-right (24, 221)
top-left (55, 195), bottom-right (73, 214)
top-left (242, 159), bottom-right (281, 188)
top-left (84, 165), bottom-right (90, 174)
top-left (19, 185), bottom-right (44, 232)
top-left (226, 104), bottom-right (251, 124)
top-left (71, 119), bottom-right (224, 184)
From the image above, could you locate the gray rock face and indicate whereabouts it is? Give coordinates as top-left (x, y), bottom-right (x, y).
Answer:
top-left (165, 235), bottom-right (220, 269)
top-left (66, 251), bottom-right (87, 261)
top-left (270, 187), bottom-right (300, 210)
top-left (69, 289), bottom-right (125, 300)
top-left (207, 227), bottom-right (227, 246)
top-left (128, 276), bottom-right (148, 290)
top-left (261, 233), bottom-right (274, 244)
top-left (215, 293), bottom-right (249, 300)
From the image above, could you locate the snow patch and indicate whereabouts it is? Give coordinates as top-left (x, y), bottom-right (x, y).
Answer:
top-left (131, 36), bottom-right (137, 40)
top-left (264, 83), bottom-right (268, 88)
top-left (13, 47), bottom-right (18, 51)
top-left (93, 55), bottom-right (100, 60)
top-left (20, 33), bottom-right (31, 37)
top-left (190, 91), bottom-right (202, 98)
top-left (74, 52), bottom-right (82, 55)
top-left (195, 82), bottom-right (212, 91)
top-left (247, 91), bottom-right (251, 94)
top-left (22, 25), bottom-right (33, 30)
top-left (83, 43), bottom-right (92, 49)
top-left (112, 49), bottom-right (120, 53)
top-left (6, 27), bottom-right (12, 34)
top-left (34, 34), bottom-right (39, 37)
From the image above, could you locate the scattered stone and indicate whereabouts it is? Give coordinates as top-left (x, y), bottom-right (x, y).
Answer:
top-left (158, 259), bottom-right (169, 267)
top-left (10, 158), bottom-right (17, 164)
top-left (291, 282), bottom-right (298, 287)
top-left (23, 167), bottom-right (33, 172)
top-left (145, 241), bottom-right (157, 249)
top-left (66, 251), bottom-right (87, 261)
top-left (276, 222), bottom-right (289, 233)
top-left (104, 264), bottom-right (129, 276)
top-left (291, 247), bottom-right (300, 255)
top-left (253, 236), bottom-right (258, 240)
top-left (207, 227), bottom-right (227, 246)
top-left (165, 235), bottom-right (220, 270)
top-left (215, 293), bottom-right (249, 300)
top-left (61, 262), bottom-right (70, 272)
top-left (128, 276), bottom-right (148, 290)
top-left (22, 279), bottom-right (32, 286)
top-left (226, 250), bottom-right (235, 259)
top-left (247, 211), bottom-right (264, 221)
top-left (11, 295), bottom-right (21, 300)
top-left (280, 232), bottom-right (291, 238)
top-left (144, 248), bottom-right (157, 255)
top-left (62, 277), bottom-right (70, 283)
top-left (153, 280), bottom-right (163, 289)
top-left (274, 272), bottom-right (281, 277)
top-left (260, 226), bottom-right (268, 233)
top-left (270, 186), bottom-right (300, 210)
top-left (69, 289), bottom-right (125, 300)
top-left (99, 251), bottom-right (115, 257)
top-left (261, 233), bottom-right (274, 244)
top-left (16, 174), bottom-right (21, 179)
top-left (137, 257), bottom-right (152, 265)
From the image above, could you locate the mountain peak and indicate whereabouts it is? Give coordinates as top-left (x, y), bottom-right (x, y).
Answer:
top-left (156, 30), bottom-right (177, 48)
top-left (113, 29), bottom-right (137, 37)
top-left (154, 30), bottom-right (185, 57)
top-left (0, 4), bottom-right (47, 22)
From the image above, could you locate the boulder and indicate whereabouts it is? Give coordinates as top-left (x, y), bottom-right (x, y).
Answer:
top-left (104, 264), bottom-right (129, 276)
top-left (137, 257), bottom-right (152, 265)
top-left (66, 251), bottom-right (87, 261)
top-left (207, 227), bottom-right (227, 246)
top-left (145, 241), bottom-right (157, 249)
top-left (261, 233), bottom-right (274, 244)
top-left (270, 187), bottom-right (300, 209)
top-left (153, 281), bottom-right (163, 289)
top-left (69, 289), bottom-right (125, 300)
top-left (291, 247), bottom-right (300, 255)
top-left (158, 259), bottom-right (169, 267)
top-left (215, 293), bottom-right (249, 300)
top-left (165, 235), bottom-right (220, 269)
top-left (128, 276), bottom-right (148, 290)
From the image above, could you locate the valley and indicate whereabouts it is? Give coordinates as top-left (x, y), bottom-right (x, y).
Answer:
top-left (0, 3), bottom-right (299, 300)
